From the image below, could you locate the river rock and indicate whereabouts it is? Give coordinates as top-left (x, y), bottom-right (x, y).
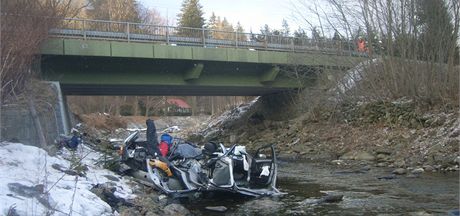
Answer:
top-left (133, 194), bottom-right (161, 214)
top-left (361, 165), bottom-right (371, 171)
top-left (454, 156), bottom-right (460, 164)
top-left (376, 154), bottom-right (389, 161)
top-left (406, 173), bottom-right (419, 178)
top-left (322, 194), bottom-right (344, 203)
top-left (340, 151), bottom-right (375, 161)
top-left (103, 174), bottom-right (120, 182)
top-left (355, 151), bottom-right (375, 161)
top-left (331, 160), bottom-right (344, 165)
top-left (90, 183), bottom-right (126, 209)
top-left (205, 206), bottom-right (227, 212)
top-left (376, 149), bottom-right (392, 155)
top-left (378, 175), bottom-right (396, 180)
top-left (120, 208), bottom-right (141, 216)
top-left (238, 198), bottom-right (283, 215)
top-left (392, 168), bottom-right (407, 175)
top-left (157, 194), bottom-right (168, 206)
top-left (409, 211), bottom-right (433, 216)
top-left (145, 212), bottom-right (160, 216)
top-left (286, 209), bottom-right (307, 215)
top-left (422, 165), bottom-right (434, 172)
top-left (340, 151), bottom-right (355, 160)
top-left (377, 162), bottom-right (388, 167)
top-left (163, 204), bottom-right (191, 216)
top-left (394, 160), bottom-right (406, 168)
top-left (411, 168), bottom-right (424, 174)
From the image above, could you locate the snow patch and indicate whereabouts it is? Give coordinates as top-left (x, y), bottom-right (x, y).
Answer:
top-left (335, 58), bottom-right (380, 95)
top-left (0, 142), bottom-right (135, 215)
top-left (202, 97), bottom-right (259, 137)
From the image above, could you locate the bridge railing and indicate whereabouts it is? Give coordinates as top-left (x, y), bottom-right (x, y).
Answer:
top-left (50, 18), bottom-right (358, 55)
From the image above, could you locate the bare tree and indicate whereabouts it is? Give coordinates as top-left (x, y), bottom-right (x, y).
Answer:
top-left (289, 0), bottom-right (459, 107)
top-left (1, 0), bottom-right (83, 103)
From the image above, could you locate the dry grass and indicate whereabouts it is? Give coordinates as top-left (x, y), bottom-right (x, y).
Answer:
top-left (77, 114), bottom-right (127, 130)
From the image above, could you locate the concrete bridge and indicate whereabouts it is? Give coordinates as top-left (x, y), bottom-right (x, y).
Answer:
top-left (41, 18), bottom-right (366, 96)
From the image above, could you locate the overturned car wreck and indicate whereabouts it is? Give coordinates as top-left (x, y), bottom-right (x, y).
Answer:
top-left (119, 120), bottom-right (282, 198)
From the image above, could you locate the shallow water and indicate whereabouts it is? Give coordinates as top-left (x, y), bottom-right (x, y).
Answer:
top-left (185, 161), bottom-right (459, 215)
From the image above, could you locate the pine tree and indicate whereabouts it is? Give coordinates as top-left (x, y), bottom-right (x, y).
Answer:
top-left (416, 0), bottom-right (457, 63)
top-left (260, 24), bottom-right (271, 35)
top-left (282, 19), bottom-right (290, 36)
top-left (207, 12), bottom-right (217, 29)
top-left (177, 0), bottom-right (205, 37)
top-left (332, 30), bottom-right (341, 41)
top-left (235, 22), bottom-right (246, 41)
top-left (311, 27), bottom-right (321, 40)
top-left (221, 17), bottom-right (234, 32)
top-left (87, 0), bottom-right (142, 23)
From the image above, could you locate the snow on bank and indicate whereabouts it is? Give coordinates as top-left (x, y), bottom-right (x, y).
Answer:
top-left (206, 97), bottom-right (259, 130)
top-left (334, 58), bottom-right (380, 96)
top-left (0, 142), bottom-right (135, 216)
top-left (200, 97), bottom-right (260, 138)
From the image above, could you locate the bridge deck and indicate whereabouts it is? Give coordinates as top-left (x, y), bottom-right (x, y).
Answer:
top-left (40, 19), bottom-right (367, 96)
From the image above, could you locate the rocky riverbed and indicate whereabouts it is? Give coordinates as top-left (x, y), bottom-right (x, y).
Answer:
top-left (177, 159), bottom-right (459, 215)
top-left (70, 99), bottom-right (459, 216)
top-left (103, 157), bottom-right (458, 215)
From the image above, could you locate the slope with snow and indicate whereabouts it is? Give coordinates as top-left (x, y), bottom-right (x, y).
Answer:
top-left (0, 142), bottom-right (135, 216)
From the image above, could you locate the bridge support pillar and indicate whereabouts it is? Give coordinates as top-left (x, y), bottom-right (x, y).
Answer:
top-left (184, 63), bottom-right (204, 81)
top-left (260, 66), bottom-right (280, 84)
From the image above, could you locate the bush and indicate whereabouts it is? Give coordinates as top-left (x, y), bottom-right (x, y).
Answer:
top-left (120, 105), bottom-right (133, 116)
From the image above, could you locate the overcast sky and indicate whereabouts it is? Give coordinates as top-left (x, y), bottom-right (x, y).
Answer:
top-left (139, 0), bottom-right (302, 33)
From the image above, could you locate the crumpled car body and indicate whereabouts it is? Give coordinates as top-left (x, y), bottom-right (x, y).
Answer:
top-left (120, 131), bottom-right (282, 198)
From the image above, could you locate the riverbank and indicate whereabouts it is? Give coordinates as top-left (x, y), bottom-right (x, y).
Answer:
top-left (200, 99), bottom-right (459, 173)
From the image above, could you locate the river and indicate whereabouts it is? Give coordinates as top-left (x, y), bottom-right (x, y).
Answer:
top-left (185, 160), bottom-right (459, 215)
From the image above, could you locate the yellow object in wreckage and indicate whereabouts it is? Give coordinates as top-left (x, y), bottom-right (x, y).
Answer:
top-left (149, 159), bottom-right (173, 177)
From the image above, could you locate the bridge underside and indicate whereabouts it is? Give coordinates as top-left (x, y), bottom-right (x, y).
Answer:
top-left (41, 55), bottom-right (303, 96)
top-left (60, 84), bottom-right (292, 96)
top-left (40, 39), bottom-right (365, 96)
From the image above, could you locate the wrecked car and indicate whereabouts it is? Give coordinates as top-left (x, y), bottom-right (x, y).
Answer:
top-left (119, 129), bottom-right (282, 198)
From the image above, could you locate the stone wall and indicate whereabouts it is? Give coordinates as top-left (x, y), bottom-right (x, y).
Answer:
top-left (0, 82), bottom-right (66, 146)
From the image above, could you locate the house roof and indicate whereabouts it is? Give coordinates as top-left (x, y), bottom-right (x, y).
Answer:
top-left (167, 99), bottom-right (191, 109)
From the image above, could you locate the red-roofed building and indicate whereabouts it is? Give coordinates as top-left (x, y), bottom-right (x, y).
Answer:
top-left (165, 98), bottom-right (192, 115)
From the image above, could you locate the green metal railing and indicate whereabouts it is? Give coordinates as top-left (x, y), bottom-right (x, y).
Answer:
top-left (49, 18), bottom-right (356, 55)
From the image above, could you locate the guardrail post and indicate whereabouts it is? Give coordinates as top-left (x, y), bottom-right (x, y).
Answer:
top-left (202, 27), bottom-right (206, 47)
top-left (264, 33), bottom-right (268, 50)
top-left (166, 27), bottom-right (170, 45)
top-left (127, 23), bottom-right (130, 42)
top-left (83, 20), bottom-right (86, 40)
top-left (291, 38), bottom-right (294, 52)
top-left (235, 31), bottom-right (238, 48)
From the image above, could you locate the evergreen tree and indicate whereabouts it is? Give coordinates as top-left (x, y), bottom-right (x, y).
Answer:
top-left (235, 22), bottom-right (247, 41)
top-left (177, 0), bottom-right (205, 32)
top-left (207, 12), bottom-right (217, 29)
top-left (260, 24), bottom-right (271, 35)
top-left (332, 30), bottom-right (341, 41)
top-left (87, 0), bottom-right (142, 22)
top-left (282, 19), bottom-right (290, 36)
top-left (221, 17), bottom-right (234, 32)
top-left (311, 27), bottom-right (321, 40)
top-left (293, 28), bottom-right (308, 45)
top-left (294, 28), bottom-right (307, 38)
top-left (416, 0), bottom-right (457, 63)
